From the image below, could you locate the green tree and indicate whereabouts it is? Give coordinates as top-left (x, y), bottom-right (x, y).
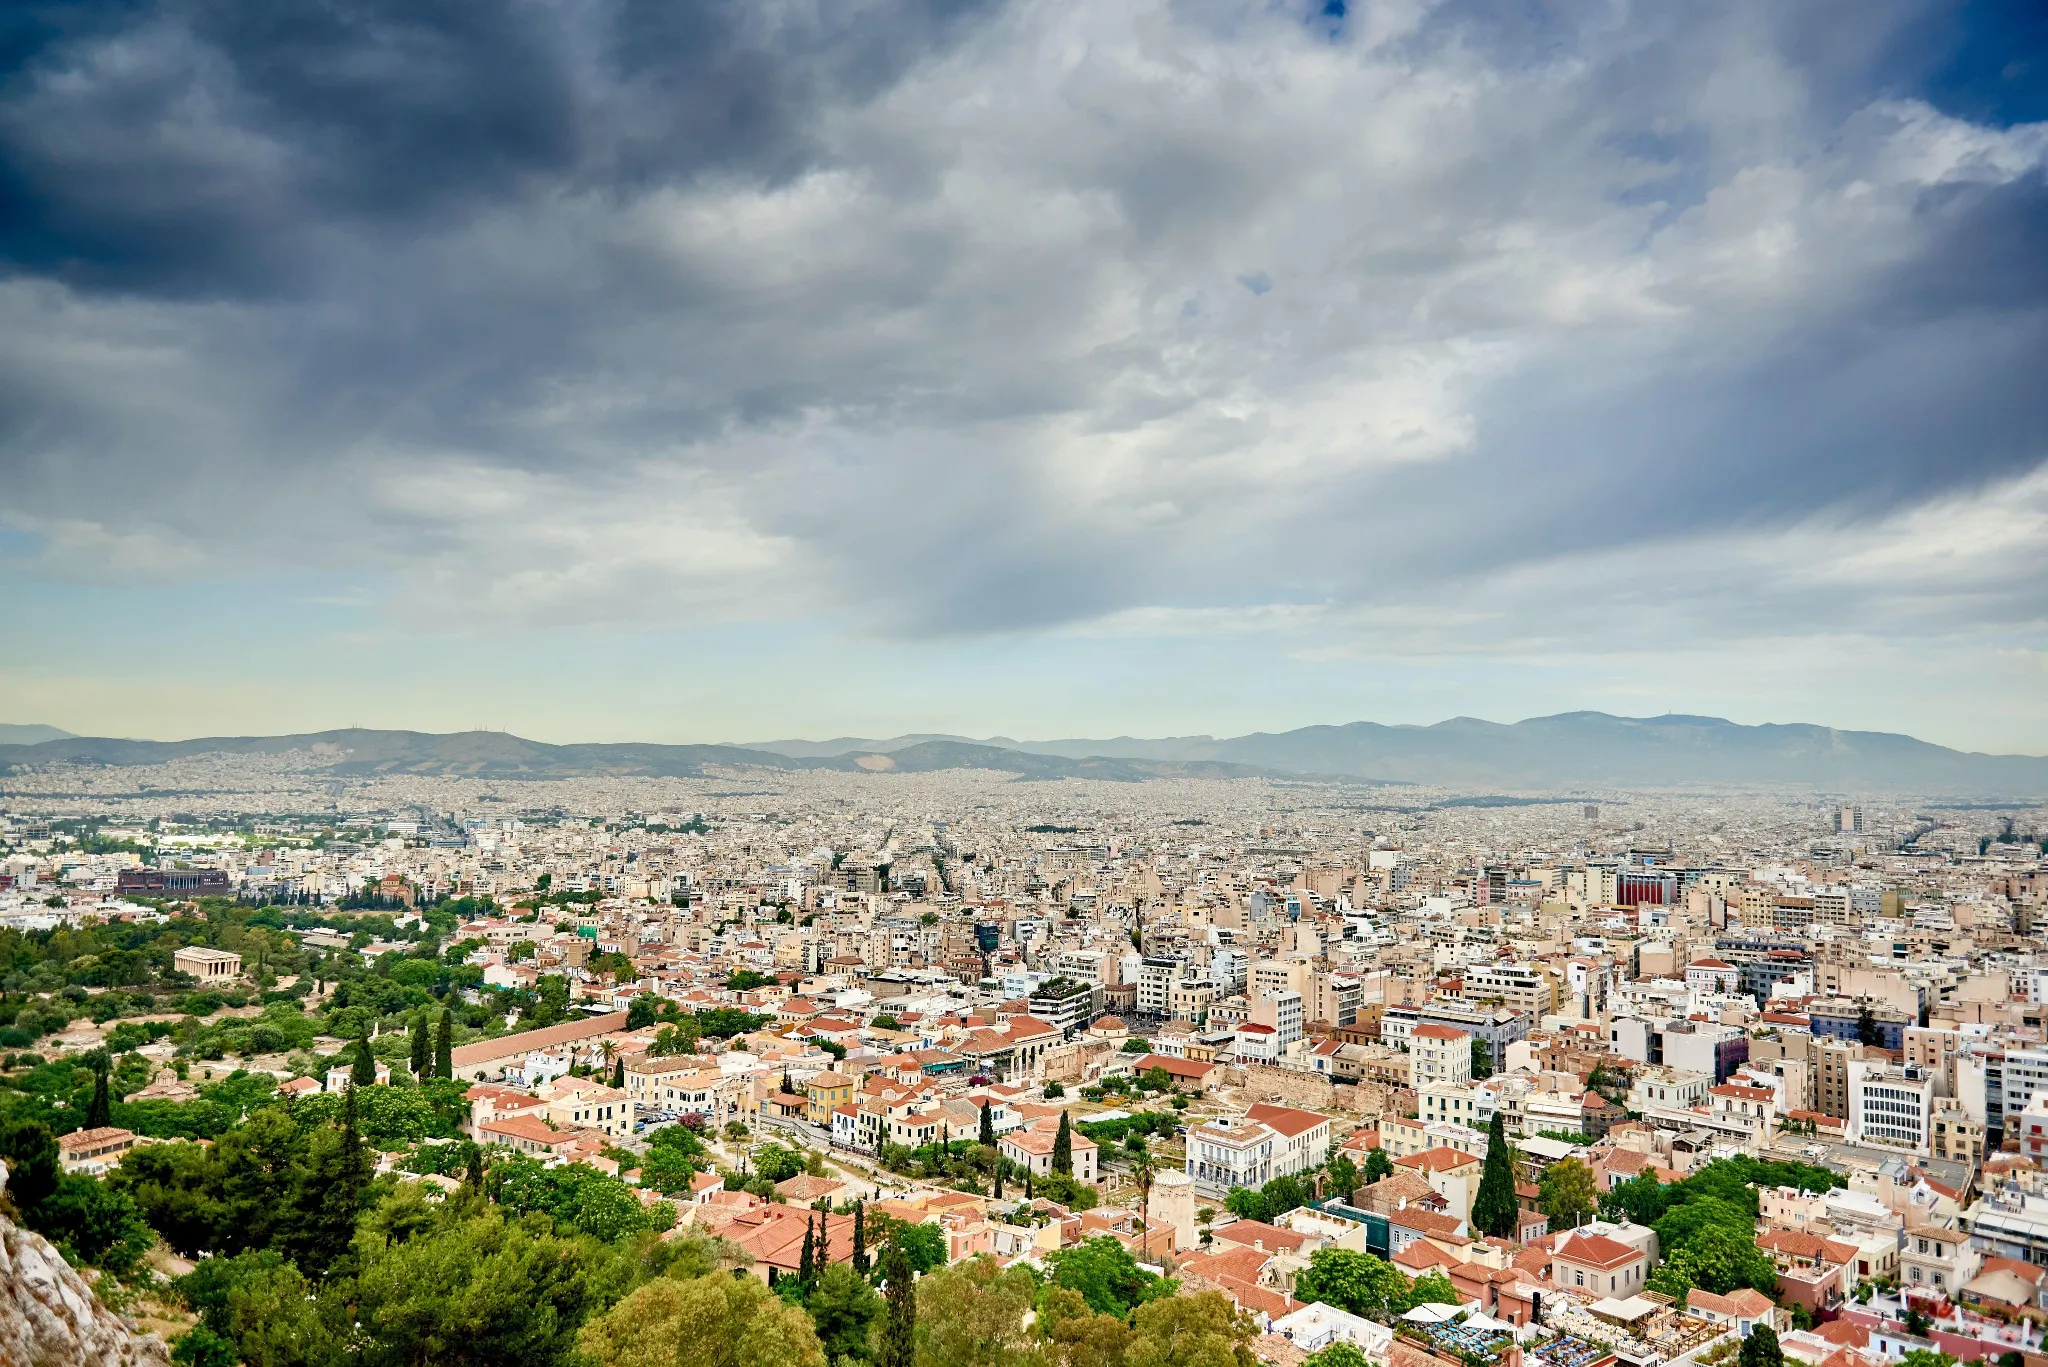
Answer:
top-left (1324, 1155), bottom-right (1359, 1200)
top-left (85, 1055), bottom-right (113, 1129)
top-left (1405, 1271), bottom-right (1460, 1311)
top-left (640, 1145), bottom-right (699, 1195)
top-left (1601, 1170), bottom-right (1671, 1227)
top-left (1046, 1237), bottom-right (1175, 1317)
top-left (354, 1207), bottom-right (628, 1367)
top-left (912, 1257), bottom-right (1039, 1367)
top-left (879, 1239), bottom-right (917, 1367)
top-left (1125, 1288), bottom-right (1258, 1367)
top-left (853, 1202), bottom-right (869, 1276)
top-left (1856, 1004), bottom-right (1880, 1047)
top-left (0, 1117), bottom-right (61, 1223)
top-left (281, 1084), bottom-right (373, 1278)
top-left (170, 1326), bottom-right (239, 1367)
top-left (1292, 1249), bottom-right (1412, 1321)
top-left (410, 1013), bottom-right (431, 1078)
top-left (1665, 1224), bottom-right (1780, 1296)
top-left (808, 1263), bottom-right (882, 1361)
top-left (1470, 1039), bottom-right (1494, 1081)
top-left (893, 1221), bottom-right (948, 1275)
top-left (580, 1270), bottom-right (825, 1367)
top-left (1305, 1345), bottom-right (1370, 1367)
top-left (352, 1034), bottom-right (378, 1088)
top-left (1471, 1113), bottom-right (1520, 1239)
top-left (225, 1259), bottom-right (335, 1367)
top-left (1541, 1157), bottom-right (1597, 1231)
top-left (979, 1101), bottom-right (996, 1147)
top-left (1052, 1113), bottom-right (1073, 1176)
top-left (1740, 1324), bottom-right (1786, 1367)
top-left (1038, 1287), bottom-right (1133, 1367)
top-left (1362, 1149), bottom-right (1394, 1183)
top-left (435, 1010), bottom-right (453, 1078)
top-left (35, 1175), bottom-right (155, 1273)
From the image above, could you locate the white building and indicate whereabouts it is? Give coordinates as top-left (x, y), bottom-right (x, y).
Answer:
top-left (1186, 1115), bottom-right (1278, 1194)
top-left (1410, 1024), bottom-right (1472, 1090)
top-left (1850, 1062), bottom-right (1935, 1157)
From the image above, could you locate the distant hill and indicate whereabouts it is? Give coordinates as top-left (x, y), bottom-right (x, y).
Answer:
top-left (0, 728), bottom-right (1266, 785)
top-left (0, 724), bottom-right (73, 745)
top-left (3, 714), bottom-right (2042, 792)
top-left (749, 713), bottom-right (2048, 793)
top-left (0, 729), bottom-right (786, 780)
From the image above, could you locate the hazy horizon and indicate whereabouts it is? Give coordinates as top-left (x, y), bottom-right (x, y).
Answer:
top-left (2, 1), bottom-right (2044, 753)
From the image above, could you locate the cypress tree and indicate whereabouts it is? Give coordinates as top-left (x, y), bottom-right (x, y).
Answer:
top-left (878, 1239), bottom-right (916, 1367)
top-left (435, 1009), bottom-right (452, 1077)
top-left (1471, 1111), bottom-right (1520, 1239)
top-left (84, 1056), bottom-right (112, 1130)
top-left (410, 1012), bottom-right (430, 1077)
top-left (352, 1033), bottom-right (377, 1088)
top-left (799, 1213), bottom-right (817, 1284)
top-left (993, 1162), bottom-right (1004, 1200)
top-left (1051, 1112), bottom-right (1072, 1176)
top-left (288, 1084), bottom-right (373, 1278)
top-left (463, 1140), bottom-right (485, 1194)
top-left (612, 1058), bottom-right (625, 1088)
top-left (852, 1202), bottom-right (869, 1275)
top-left (979, 1099), bottom-right (995, 1146)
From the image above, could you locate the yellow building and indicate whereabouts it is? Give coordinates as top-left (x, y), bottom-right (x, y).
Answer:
top-left (807, 1070), bottom-right (854, 1126)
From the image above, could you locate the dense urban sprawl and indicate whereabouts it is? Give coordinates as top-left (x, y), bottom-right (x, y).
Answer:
top-left (3, 752), bottom-right (2047, 1367)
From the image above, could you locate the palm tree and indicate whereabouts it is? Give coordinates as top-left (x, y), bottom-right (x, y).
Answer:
top-left (1135, 1154), bottom-right (1157, 1263)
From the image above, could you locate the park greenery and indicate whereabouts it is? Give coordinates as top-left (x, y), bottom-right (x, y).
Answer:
top-left (1603, 1154), bottom-right (1841, 1298)
top-left (5, 1067), bottom-right (1267, 1367)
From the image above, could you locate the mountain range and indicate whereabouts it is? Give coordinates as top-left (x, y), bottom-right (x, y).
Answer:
top-left (1, 713), bottom-right (2044, 792)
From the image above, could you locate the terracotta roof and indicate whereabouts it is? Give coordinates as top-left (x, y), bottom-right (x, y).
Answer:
top-left (479, 1113), bottom-right (578, 1146)
top-left (1392, 1240), bottom-right (1461, 1272)
top-left (450, 1010), bottom-right (630, 1066)
top-left (1246, 1103), bottom-right (1332, 1138)
top-left (1211, 1220), bottom-right (1309, 1254)
top-left (1397, 1147), bottom-right (1482, 1174)
top-left (1218, 1276), bottom-right (1304, 1321)
top-left (1412, 1025), bottom-right (1471, 1041)
top-left (1181, 1245), bottom-right (1274, 1285)
top-left (1553, 1233), bottom-right (1641, 1270)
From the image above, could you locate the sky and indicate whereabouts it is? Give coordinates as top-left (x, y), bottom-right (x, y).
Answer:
top-left (1, 0), bottom-right (2046, 752)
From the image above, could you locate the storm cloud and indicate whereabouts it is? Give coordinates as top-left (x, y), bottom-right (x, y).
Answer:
top-left (0, 0), bottom-right (2044, 736)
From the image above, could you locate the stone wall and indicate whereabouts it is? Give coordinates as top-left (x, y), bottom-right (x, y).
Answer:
top-left (1232, 1064), bottom-right (1338, 1112)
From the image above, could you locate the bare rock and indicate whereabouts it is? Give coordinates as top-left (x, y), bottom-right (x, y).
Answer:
top-left (0, 1163), bottom-right (172, 1367)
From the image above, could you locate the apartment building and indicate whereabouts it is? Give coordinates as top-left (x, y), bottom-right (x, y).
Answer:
top-left (1849, 1063), bottom-right (1936, 1157)
top-left (1461, 962), bottom-right (1558, 1017)
top-left (1411, 1024), bottom-right (1473, 1090)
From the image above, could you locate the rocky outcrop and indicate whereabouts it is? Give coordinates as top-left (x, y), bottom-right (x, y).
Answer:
top-left (0, 1162), bottom-right (172, 1367)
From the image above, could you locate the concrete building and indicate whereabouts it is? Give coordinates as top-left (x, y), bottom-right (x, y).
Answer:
top-left (1850, 1063), bottom-right (1936, 1157)
top-left (1410, 1024), bottom-right (1472, 1090)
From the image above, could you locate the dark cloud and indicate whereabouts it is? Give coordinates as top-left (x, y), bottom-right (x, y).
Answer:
top-left (0, 0), bottom-right (2041, 665)
top-left (0, 0), bottom-right (995, 294)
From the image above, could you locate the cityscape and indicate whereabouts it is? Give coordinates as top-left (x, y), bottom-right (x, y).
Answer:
top-left (2, 1), bottom-right (2046, 1367)
top-left (3, 729), bottom-right (2048, 1367)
